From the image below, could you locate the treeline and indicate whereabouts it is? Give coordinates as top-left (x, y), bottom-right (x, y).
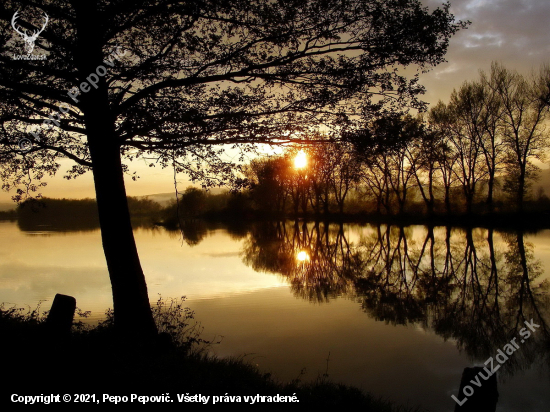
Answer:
top-left (15, 62), bottom-right (550, 226)
top-left (15, 194), bottom-right (248, 231)
top-left (241, 62), bottom-right (550, 218)
top-left (161, 188), bottom-right (252, 226)
top-left (0, 209), bottom-right (17, 220)
top-left (17, 197), bottom-right (163, 231)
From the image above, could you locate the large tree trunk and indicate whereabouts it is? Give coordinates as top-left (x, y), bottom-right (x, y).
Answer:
top-left (88, 136), bottom-right (157, 340)
top-left (74, 1), bottom-right (157, 340)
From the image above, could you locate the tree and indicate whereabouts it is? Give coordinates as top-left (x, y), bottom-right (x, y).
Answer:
top-left (0, 0), bottom-right (465, 338)
top-left (446, 81), bottom-right (489, 214)
top-left (427, 101), bottom-right (459, 214)
top-left (486, 63), bottom-right (550, 212)
top-left (327, 142), bottom-right (362, 214)
top-left (244, 156), bottom-right (289, 215)
top-left (345, 120), bottom-right (395, 214)
top-left (408, 116), bottom-right (442, 215)
top-left (304, 139), bottom-right (361, 215)
top-left (478, 72), bottom-right (505, 212)
top-left (305, 142), bottom-right (333, 215)
top-left (179, 187), bottom-right (207, 218)
top-left (347, 114), bottom-right (423, 215)
top-left (445, 72), bottom-right (510, 214)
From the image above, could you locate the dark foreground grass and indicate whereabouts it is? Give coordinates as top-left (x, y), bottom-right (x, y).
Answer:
top-left (0, 302), bottom-right (422, 411)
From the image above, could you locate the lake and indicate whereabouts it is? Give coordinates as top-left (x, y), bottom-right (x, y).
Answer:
top-left (1, 219), bottom-right (549, 411)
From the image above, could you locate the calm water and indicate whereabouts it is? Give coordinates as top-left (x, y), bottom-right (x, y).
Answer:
top-left (1, 220), bottom-right (549, 411)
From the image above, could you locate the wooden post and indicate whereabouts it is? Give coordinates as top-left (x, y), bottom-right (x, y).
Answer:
top-left (46, 294), bottom-right (76, 337)
top-left (454, 366), bottom-right (498, 412)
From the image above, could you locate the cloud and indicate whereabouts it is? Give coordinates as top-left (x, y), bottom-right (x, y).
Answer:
top-left (420, 0), bottom-right (550, 105)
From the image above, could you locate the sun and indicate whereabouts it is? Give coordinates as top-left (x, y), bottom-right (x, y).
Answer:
top-left (294, 150), bottom-right (307, 169)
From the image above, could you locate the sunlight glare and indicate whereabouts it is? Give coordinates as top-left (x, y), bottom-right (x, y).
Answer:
top-left (294, 150), bottom-right (307, 169)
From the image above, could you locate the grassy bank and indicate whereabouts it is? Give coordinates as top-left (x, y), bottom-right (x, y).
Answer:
top-left (0, 302), bottom-right (421, 411)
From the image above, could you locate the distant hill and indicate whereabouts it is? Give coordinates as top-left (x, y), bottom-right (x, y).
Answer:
top-left (140, 193), bottom-right (176, 207)
top-left (534, 168), bottom-right (550, 196)
top-left (0, 188), bottom-right (228, 211)
top-left (142, 188), bottom-right (228, 207)
top-left (0, 202), bottom-right (16, 212)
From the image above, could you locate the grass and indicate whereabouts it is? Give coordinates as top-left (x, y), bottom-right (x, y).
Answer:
top-left (0, 300), bottom-right (423, 411)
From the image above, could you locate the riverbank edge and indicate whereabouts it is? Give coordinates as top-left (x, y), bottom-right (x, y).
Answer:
top-left (0, 306), bottom-right (422, 411)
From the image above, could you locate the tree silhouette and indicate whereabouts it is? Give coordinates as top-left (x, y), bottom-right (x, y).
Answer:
top-left (487, 63), bottom-right (550, 212)
top-left (0, 0), bottom-right (465, 338)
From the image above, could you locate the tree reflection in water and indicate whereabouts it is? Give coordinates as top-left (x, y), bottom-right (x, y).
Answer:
top-left (241, 221), bottom-right (357, 302)
top-left (240, 221), bottom-right (550, 377)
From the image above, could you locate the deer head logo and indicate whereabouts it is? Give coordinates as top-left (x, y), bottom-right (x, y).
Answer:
top-left (11, 10), bottom-right (49, 55)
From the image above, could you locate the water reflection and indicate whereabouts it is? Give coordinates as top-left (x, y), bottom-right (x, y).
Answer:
top-left (13, 217), bottom-right (550, 368)
top-left (241, 221), bottom-right (357, 302)
top-left (240, 221), bottom-right (550, 378)
top-left (5, 219), bottom-right (550, 409)
top-left (162, 219), bottom-right (250, 246)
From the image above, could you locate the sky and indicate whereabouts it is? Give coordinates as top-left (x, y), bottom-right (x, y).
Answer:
top-left (420, 0), bottom-right (550, 104)
top-left (2, 0), bottom-right (550, 205)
